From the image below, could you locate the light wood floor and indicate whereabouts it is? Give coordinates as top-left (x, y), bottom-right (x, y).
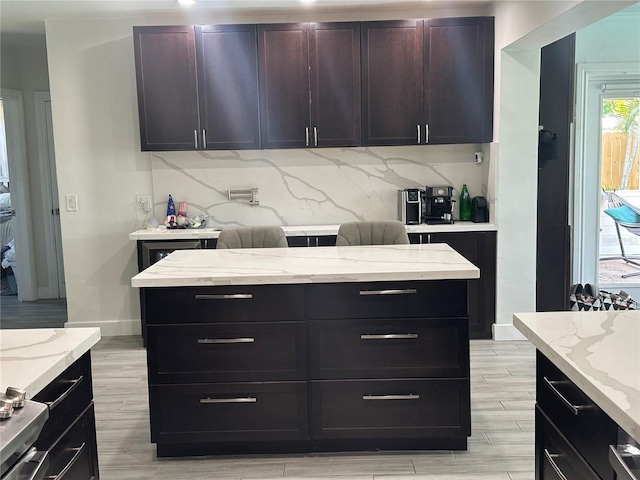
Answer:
top-left (0, 299), bottom-right (535, 479)
top-left (92, 336), bottom-right (536, 480)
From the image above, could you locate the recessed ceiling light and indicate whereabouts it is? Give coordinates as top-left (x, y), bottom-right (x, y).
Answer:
top-left (177, 0), bottom-right (196, 5)
top-left (300, 0), bottom-right (316, 4)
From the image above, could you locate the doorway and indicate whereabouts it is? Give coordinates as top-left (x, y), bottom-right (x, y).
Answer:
top-left (573, 64), bottom-right (640, 295)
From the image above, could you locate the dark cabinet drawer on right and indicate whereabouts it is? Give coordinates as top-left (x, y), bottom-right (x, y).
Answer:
top-left (307, 280), bottom-right (468, 320)
top-left (309, 318), bottom-right (468, 379)
top-left (536, 352), bottom-right (616, 480)
top-left (311, 378), bottom-right (470, 439)
top-left (536, 406), bottom-right (600, 480)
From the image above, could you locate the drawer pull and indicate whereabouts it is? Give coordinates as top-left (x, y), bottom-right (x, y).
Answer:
top-left (194, 293), bottom-right (253, 300)
top-left (200, 397), bottom-right (257, 404)
top-left (359, 289), bottom-right (417, 296)
top-left (361, 334), bottom-right (418, 340)
top-left (362, 394), bottom-right (419, 401)
top-left (609, 444), bottom-right (640, 480)
top-left (544, 449), bottom-right (568, 480)
top-left (45, 375), bottom-right (84, 411)
top-left (198, 337), bottom-right (255, 344)
top-left (543, 377), bottom-right (592, 416)
top-left (43, 442), bottom-right (86, 480)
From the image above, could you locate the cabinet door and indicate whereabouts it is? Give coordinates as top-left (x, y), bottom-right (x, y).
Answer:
top-left (429, 232), bottom-right (495, 339)
top-left (133, 26), bottom-right (200, 151)
top-left (197, 25), bottom-right (261, 150)
top-left (361, 20), bottom-right (423, 146)
top-left (258, 24), bottom-right (310, 149)
top-left (423, 17), bottom-right (494, 144)
top-left (309, 22), bottom-right (361, 147)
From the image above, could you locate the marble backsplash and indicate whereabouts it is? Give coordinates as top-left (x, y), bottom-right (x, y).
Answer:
top-left (150, 144), bottom-right (491, 227)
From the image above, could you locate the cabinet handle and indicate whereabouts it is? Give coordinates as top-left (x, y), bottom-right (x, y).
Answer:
top-left (43, 442), bottom-right (86, 480)
top-left (609, 444), bottom-right (639, 480)
top-left (194, 293), bottom-right (253, 300)
top-left (45, 375), bottom-right (84, 411)
top-left (202, 129), bottom-right (207, 149)
top-left (542, 377), bottom-right (592, 416)
top-left (197, 337), bottom-right (255, 344)
top-left (543, 449), bottom-right (569, 480)
top-left (425, 124), bottom-right (429, 143)
top-left (313, 126), bottom-right (318, 146)
top-left (194, 129), bottom-right (198, 149)
top-left (417, 124), bottom-right (421, 144)
top-left (305, 127), bottom-right (309, 147)
top-left (200, 397), bottom-right (257, 404)
top-left (359, 289), bottom-right (417, 296)
top-left (363, 394), bottom-right (419, 401)
top-left (361, 334), bottom-right (418, 340)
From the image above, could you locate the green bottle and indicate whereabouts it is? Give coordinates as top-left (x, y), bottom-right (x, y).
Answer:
top-left (459, 184), bottom-right (471, 221)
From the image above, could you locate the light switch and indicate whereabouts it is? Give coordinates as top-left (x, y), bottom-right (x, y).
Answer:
top-left (65, 195), bottom-right (78, 212)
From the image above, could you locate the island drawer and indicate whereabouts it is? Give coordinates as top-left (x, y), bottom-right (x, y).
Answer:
top-left (144, 284), bottom-right (305, 324)
top-left (33, 351), bottom-right (94, 451)
top-left (309, 318), bottom-right (468, 379)
top-left (150, 382), bottom-right (308, 443)
top-left (147, 322), bottom-right (307, 383)
top-left (536, 351), bottom-right (616, 480)
top-left (536, 406), bottom-right (600, 480)
top-left (307, 280), bottom-right (468, 320)
top-left (311, 378), bottom-right (470, 439)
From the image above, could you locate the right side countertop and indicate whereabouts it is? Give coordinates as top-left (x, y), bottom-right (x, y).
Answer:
top-left (514, 310), bottom-right (640, 443)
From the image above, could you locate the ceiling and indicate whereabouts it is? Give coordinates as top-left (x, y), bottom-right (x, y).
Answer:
top-left (0, 0), bottom-right (491, 36)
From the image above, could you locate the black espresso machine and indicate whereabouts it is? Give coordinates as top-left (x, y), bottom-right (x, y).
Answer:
top-left (424, 186), bottom-right (454, 224)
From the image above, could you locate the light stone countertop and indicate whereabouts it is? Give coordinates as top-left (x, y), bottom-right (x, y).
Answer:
top-left (131, 243), bottom-right (480, 288)
top-left (514, 310), bottom-right (640, 443)
top-left (129, 222), bottom-right (497, 240)
top-left (0, 328), bottom-right (101, 398)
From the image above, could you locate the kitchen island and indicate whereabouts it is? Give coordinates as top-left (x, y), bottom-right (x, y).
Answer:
top-left (0, 328), bottom-right (101, 479)
top-left (514, 311), bottom-right (640, 480)
top-left (132, 244), bottom-right (479, 457)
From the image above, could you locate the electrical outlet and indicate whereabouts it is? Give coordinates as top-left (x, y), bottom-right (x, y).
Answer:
top-left (65, 194), bottom-right (78, 212)
top-left (136, 194), bottom-right (152, 213)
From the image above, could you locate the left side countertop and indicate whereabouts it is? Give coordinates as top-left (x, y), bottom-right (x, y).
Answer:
top-left (0, 328), bottom-right (101, 398)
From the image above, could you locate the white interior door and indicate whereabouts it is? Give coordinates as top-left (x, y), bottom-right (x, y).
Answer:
top-left (35, 92), bottom-right (65, 298)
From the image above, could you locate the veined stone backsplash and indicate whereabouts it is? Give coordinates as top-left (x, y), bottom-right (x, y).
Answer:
top-left (150, 145), bottom-right (491, 227)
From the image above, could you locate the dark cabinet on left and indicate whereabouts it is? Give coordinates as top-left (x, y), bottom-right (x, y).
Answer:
top-left (133, 25), bottom-right (261, 151)
top-left (33, 352), bottom-right (100, 480)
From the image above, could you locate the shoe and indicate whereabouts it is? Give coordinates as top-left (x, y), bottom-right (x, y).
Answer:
top-left (583, 283), bottom-right (601, 310)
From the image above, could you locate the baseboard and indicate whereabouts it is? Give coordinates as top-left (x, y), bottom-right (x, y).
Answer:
top-left (37, 286), bottom-right (56, 299)
top-left (65, 319), bottom-right (141, 336)
top-left (492, 323), bottom-right (527, 341)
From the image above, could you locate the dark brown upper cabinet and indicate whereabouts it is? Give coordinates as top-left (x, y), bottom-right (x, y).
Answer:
top-left (423, 17), bottom-right (494, 144)
top-left (133, 25), bottom-right (260, 151)
top-left (258, 22), bottom-right (361, 149)
top-left (361, 20), bottom-right (424, 146)
top-left (362, 17), bottom-right (493, 146)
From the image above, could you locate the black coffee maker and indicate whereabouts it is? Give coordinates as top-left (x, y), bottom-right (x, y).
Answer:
top-left (424, 186), bottom-right (454, 224)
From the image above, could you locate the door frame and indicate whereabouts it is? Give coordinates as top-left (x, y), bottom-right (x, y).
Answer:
top-left (573, 62), bottom-right (640, 285)
top-left (1, 88), bottom-right (36, 301)
top-left (34, 91), bottom-right (65, 298)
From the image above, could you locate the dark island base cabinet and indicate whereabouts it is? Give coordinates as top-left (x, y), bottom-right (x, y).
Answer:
top-left (535, 351), bottom-right (617, 480)
top-left (145, 280), bottom-right (471, 457)
top-left (409, 231), bottom-right (496, 339)
top-left (32, 352), bottom-right (100, 480)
